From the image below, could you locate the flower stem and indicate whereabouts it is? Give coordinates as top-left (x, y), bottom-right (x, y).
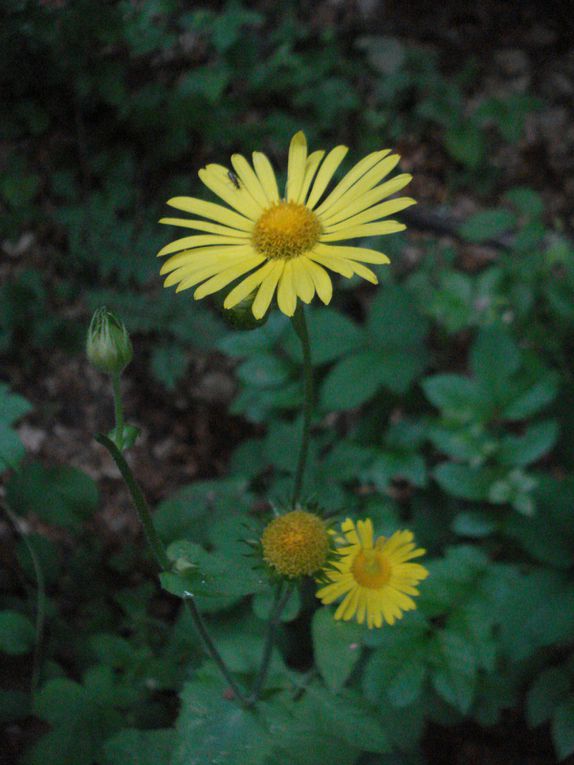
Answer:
top-left (96, 433), bottom-right (170, 571)
top-left (291, 304), bottom-right (313, 507)
top-left (111, 372), bottom-right (125, 450)
top-left (183, 597), bottom-right (249, 705)
top-left (247, 583), bottom-right (292, 705)
top-left (95, 432), bottom-right (250, 705)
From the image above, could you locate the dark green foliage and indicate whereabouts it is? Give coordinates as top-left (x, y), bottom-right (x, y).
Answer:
top-left (2, 1), bottom-right (572, 763)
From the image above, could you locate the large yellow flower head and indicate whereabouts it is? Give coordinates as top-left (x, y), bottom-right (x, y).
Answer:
top-left (261, 509), bottom-right (330, 578)
top-left (157, 132), bottom-right (415, 318)
top-left (316, 518), bottom-right (428, 629)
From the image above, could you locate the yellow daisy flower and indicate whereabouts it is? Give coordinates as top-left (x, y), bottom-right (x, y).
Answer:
top-left (157, 131), bottom-right (415, 318)
top-left (316, 518), bottom-right (428, 629)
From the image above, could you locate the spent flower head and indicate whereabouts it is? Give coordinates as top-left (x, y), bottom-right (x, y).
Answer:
top-left (316, 518), bottom-right (428, 629)
top-left (261, 509), bottom-right (330, 579)
top-left (86, 307), bottom-right (133, 375)
top-left (158, 131), bottom-right (415, 318)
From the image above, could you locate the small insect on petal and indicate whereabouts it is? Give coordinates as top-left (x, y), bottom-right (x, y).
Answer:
top-left (228, 170), bottom-right (241, 189)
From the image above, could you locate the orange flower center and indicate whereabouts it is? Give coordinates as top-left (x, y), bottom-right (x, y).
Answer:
top-left (351, 548), bottom-right (391, 589)
top-left (261, 509), bottom-right (330, 578)
top-left (252, 202), bottom-right (321, 260)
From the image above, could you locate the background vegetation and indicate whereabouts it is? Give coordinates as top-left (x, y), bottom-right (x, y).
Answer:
top-left (1, 1), bottom-right (574, 763)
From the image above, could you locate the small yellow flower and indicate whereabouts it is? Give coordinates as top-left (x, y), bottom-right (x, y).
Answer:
top-left (261, 510), bottom-right (330, 578)
top-left (157, 131), bottom-right (415, 318)
top-left (316, 518), bottom-right (428, 629)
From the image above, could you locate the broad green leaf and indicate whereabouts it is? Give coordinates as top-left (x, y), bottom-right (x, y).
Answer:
top-left (150, 343), bottom-right (188, 390)
top-left (172, 673), bottom-right (272, 765)
top-left (306, 685), bottom-right (390, 753)
top-left (320, 351), bottom-right (384, 411)
top-left (452, 512), bottom-right (497, 538)
top-left (553, 696), bottom-right (574, 761)
top-left (434, 463), bottom-right (498, 501)
top-left (236, 354), bottom-right (292, 388)
top-left (6, 463), bottom-right (98, 528)
top-left (429, 629), bottom-right (477, 713)
top-left (445, 120), bottom-right (486, 170)
top-left (470, 325), bottom-right (521, 393)
top-left (363, 620), bottom-right (429, 708)
top-left (504, 186), bottom-right (544, 218)
top-left (0, 611), bottom-right (35, 655)
top-left (311, 608), bottom-right (363, 691)
top-left (527, 668), bottom-right (571, 728)
top-left (459, 209), bottom-right (516, 242)
top-left (423, 374), bottom-right (488, 421)
top-left (299, 308), bottom-right (363, 365)
top-left (29, 669), bottom-right (124, 765)
top-left (367, 285), bottom-right (428, 350)
top-left (498, 420), bottom-right (558, 466)
top-left (502, 374), bottom-right (559, 420)
top-left (103, 729), bottom-right (173, 765)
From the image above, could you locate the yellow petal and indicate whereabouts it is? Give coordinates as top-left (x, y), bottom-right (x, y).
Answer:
top-left (230, 154), bottom-right (271, 209)
top-left (277, 260), bottom-right (297, 316)
top-left (304, 259), bottom-right (333, 304)
top-left (171, 263), bottom-right (225, 292)
top-left (286, 131), bottom-right (308, 203)
top-left (313, 244), bottom-right (390, 264)
top-left (252, 260), bottom-right (284, 319)
top-left (356, 519), bottom-right (374, 548)
top-left (199, 164), bottom-right (262, 220)
top-left (167, 197), bottom-right (254, 231)
top-left (306, 145), bottom-right (349, 210)
top-left (157, 235), bottom-right (248, 257)
top-left (307, 250), bottom-right (354, 278)
top-left (297, 150), bottom-right (325, 205)
top-left (349, 261), bottom-right (378, 284)
top-left (252, 152), bottom-right (280, 203)
top-left (320, 221), bottom-right (406, 241)
top-left (159, 217), bottom-right (251, 238)
top-left (323, 197), bottom-right (416, 232)
top-left (223, 260), bottom-right (275, 309)
top-left (317, 173), bottom-right (412, 226)
top-left (194, 255), bottom-right (266, 300)
top-left (160, 245), bottom-right (253, 275)
top-left (319, 154), bottom-right (401, 221)
top-left (314, 149), bottom-right (391, 217)
top-left (291, 258), bottom-right (315, 303)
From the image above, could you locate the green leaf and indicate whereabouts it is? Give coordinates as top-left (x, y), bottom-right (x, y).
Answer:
top-left (306, 685), bottom-right (390, 753)
top-left (321, 351), bottom-right (384, 411)
top-left (452, 512), bottom-right (497, 538)
top-left (363, 618), bottom-right (429, 708)
top-left (103, 729), bottom-right (173, 765)
top-left (470, 325), bottom-right (521, 392)
top-left (429, 629), bottom-right (477, 713)
top-left (236, 353), bottom-right (292, 388)
top-left (459, 209), bottom-right (516, 242)
top-left (0, 611), bottom-right (35, 655)
top-left (311, 608), bottom-right (363, 691)
top-left (307, 308), bottom-right (363, 365)
top-left (502, 374), bottom-right (559, 420)
top-left (6, 464), bottom-right (99, 529)
top-left (444, 120), bottom-right (486, 169)
top-left (498, 420), bottom-right (558, 466)
top-left (0, 383), bottom-right (33, 424)
top-left (29, 669), bottom-right (124, 765)
top-left (504, 187), bottom-right (544, 218)
top-left (527, 668), bottom-right (571, 728)
top-left (434, 463), bottom-right (497, 501)
top-left (172, 672), bottom-right (272, 765)
top-left (253, 588), bottom-right (301, 623)
top-left (423, 374), bottom-right (487, 421)
top-left (553, 696), bottom-right (574, 761)
top-left (0, 383), bottom-right (32, 470)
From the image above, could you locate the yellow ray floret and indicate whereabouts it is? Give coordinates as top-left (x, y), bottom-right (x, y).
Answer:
top-left (316, 518), bottom-right (428, 629)
top-left (157, 131), bottom-right (415, 318)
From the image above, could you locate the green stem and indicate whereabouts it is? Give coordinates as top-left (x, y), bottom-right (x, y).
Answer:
top-left (291, 304), bottom-right (313, 507)
top-left (247, 583), bottom-right (292, 705)
top-left (1, 502), bottom-right (46, 698)
top-left (96, 433), bottom-right (170, 571)
top-left (111, 372), bottom-right (124, 450)
top-left (183, 597), bottom-right (249, 704)
top-left (95, 433), bottom-right (250, 704)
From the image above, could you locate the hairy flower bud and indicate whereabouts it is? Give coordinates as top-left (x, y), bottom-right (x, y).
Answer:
top-left (86, 307), bottom-right (133, 375)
